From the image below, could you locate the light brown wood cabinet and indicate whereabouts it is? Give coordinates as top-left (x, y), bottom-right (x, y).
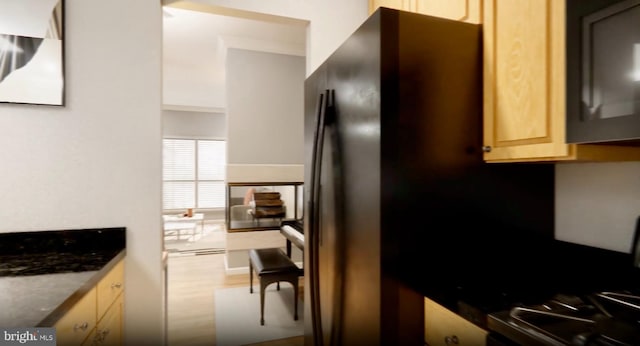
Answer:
top-left (371, 0), bottom-right (640, 162)
top-left (96, 260), bottom-right (124, 319)
top-left (369, 0), bottom-right (481, 24)
top-left (92, 294), bottom-right (123, 346)
top-left (482, 0), bottom-right (640, 162)
top-left (424, 297), bottom-right (487, 346)
top-left (55, 288), bottom-right (97, 346)
top-left (55, 259), bottom-right (125, 346)
top-left (93, 260), bottom-right (124, 345)
top-left (369, 0), bottom-right (412, 13)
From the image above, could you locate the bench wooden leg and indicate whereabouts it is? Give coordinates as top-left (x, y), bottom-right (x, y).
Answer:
top-left (292, 277), bottom-right (299, 320)
top-left (249, 258), bottom-right (254, 294)
top-left (260, 277), bottom-right (266, 326)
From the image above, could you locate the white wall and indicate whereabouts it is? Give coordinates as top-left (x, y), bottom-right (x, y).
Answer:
top-left (162, 0), bottom-right (368, 182)
top-left (162, 110), bottom-right (226, 138)
top-left (0, 0), bottom-right (164, 344)
top-left (175, 0), bottom-right (369, 76)
top-left (556, 162), bottom-right (640, 253)
top-left (163, 61), bottom-right (226, 109)
top-left (226, 48), bottom-right (305, 165)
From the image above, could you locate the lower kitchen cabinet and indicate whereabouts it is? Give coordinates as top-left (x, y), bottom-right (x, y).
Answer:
top-left (54, 288), bottom-right (97, 345)
top-left (92, 294), bottom-right (123, 345)
top-left (55, 259), bottom-right (125, 346)
top-left (96, 260), bottom-right (124, 319)
top-left (92, 260), bottom-right (124, 345)
top-left (424, 297), bottom-right (487, 346)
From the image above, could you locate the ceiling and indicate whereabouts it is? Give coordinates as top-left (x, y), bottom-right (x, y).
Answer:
top-left (162, 5), bottom-right (307, 72)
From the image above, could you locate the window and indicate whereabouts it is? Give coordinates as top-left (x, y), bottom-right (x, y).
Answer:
top-left (163, 138), bottom-right (226, 210)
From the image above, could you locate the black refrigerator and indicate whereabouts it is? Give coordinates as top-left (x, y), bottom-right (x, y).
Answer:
top-left (304, 7), bottom-right (555, 346)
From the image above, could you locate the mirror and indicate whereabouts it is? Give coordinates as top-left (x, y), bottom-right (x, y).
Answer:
top-left (226, 182), bottom-right (303, 231)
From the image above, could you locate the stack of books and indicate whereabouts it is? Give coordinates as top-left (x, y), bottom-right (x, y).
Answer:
top-left (252, 192), bottom-right (286, 218)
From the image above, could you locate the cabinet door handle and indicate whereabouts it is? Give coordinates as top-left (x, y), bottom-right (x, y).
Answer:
top-left (445, 335), bottom-right (459, 345)
top-left (73, 322), bottom-right (89, 331)
top-left (111, 282), bottom-right (122, 289)
top-left (481, 145), bottom-right (492, 152)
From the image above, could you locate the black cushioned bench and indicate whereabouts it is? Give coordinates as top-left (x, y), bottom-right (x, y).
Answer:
top-left (248, 247), bottom-right (303, 325)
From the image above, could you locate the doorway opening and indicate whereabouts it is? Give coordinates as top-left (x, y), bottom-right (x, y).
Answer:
top-left (162, 2), bottom-right (308, 345)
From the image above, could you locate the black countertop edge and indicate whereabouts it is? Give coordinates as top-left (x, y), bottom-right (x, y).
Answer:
top-left (36, 249), bottom-right (126, 327)
top-left (0, 227), bottom-right (126, 255)
top-left (0, 227), bottom-right (126, 277)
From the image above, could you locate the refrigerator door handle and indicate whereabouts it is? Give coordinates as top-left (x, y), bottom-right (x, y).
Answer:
top-left (324, 89), bottom-right (345, 346)
top-left (316, 90), bottom-right (334, 247)
top-left (310, 89), bottom-right (344, 346)
top-left (309, 91), bottom-right (326, 346)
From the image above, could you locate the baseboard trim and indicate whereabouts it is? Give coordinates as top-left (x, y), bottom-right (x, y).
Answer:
top-left (224, 263), bottom-right (250, 276)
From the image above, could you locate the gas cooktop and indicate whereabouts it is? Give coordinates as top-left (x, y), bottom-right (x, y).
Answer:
top-left (488, 291), bottom-right (640, 345)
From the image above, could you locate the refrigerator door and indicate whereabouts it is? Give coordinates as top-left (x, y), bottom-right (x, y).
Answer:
top-left (317, 97), bottom-right (345, 346)
top-left (305, 87), bottom-right (345, 346)
top-left (325, 11), bottom-right (385, 346)
top-left (307, 7), bottom-right (488, 345)
top-left (305, 9), bottom-right (385, 346)
top-left (304, 64), bottom-right (324, 346)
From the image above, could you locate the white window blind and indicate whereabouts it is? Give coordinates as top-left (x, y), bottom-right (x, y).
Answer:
top-left (197, 140), bottom-right (226, 208)
top-left (163, 138), bottom-right (226, 210)
top-left (198, 140), bottom-right (225, 180)
top-left (163, 140), bottom-right (195, 180)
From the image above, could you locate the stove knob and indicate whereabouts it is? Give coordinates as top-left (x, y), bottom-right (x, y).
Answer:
top-left (572, 332), bottom-right (597, 346)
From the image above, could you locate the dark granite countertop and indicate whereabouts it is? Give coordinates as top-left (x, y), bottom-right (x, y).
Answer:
top-left (416, 239), bottom-right (640, 330)
top-left (0, 227), bottom-right (126, 327)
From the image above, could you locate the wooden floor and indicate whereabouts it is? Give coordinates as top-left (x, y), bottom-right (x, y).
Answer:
top-left (167, 252), bottom-right (304, 346)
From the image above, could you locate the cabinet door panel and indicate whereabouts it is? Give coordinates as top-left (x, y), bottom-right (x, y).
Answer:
top-left (415, 0), bottom-right (481, 23)
top-left (483, 0), bottom-right (570, 161)
top-left (55, 288), bottom-right (97, 346)
top-left (495, 0), bottom-right (548, 143)
top-left (97, 260), bottom-right (124, 318)
top-left (369, 0), bottom-right (412, 14)
top-left (96, 294), bottom-right (123, 346)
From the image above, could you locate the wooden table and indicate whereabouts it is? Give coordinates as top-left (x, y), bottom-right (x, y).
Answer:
top-left (163, 213), bottom-right (205, 240)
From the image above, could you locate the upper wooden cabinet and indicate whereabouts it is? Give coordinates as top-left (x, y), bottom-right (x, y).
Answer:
top-left (369, 0), bottom-right (412, 13)
top-left (482, 0), bottom-right (640, 162)
top-left (369, 0), bottom-right (481, 24)
top-left (414, 0), bottom-right (481, 23)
